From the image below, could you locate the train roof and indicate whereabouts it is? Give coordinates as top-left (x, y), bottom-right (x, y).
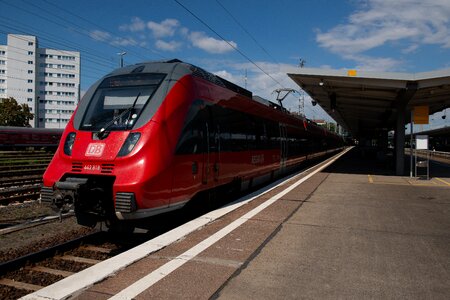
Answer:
top-left (82, 59), bottom-right (341, 138)
top-left (101, 59), bottom-right (289, 112)
top-left (109, 59), bottom-right (253, 99)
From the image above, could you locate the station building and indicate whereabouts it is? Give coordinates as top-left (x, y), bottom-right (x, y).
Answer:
top-left (0, 34), bottom-right (80, 128)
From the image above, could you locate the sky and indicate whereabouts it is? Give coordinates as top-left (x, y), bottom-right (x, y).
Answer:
top-left (1, 0), bottom-right (450, 128)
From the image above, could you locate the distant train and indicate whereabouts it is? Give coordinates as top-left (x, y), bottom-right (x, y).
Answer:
top-left (41, 59), bottom-right (344, 230)
top-left (0, 126), bottom-right (63, 150)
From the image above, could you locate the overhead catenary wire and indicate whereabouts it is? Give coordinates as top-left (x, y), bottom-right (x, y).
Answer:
top-left (0, 23), bottom-right (116, 71)
top-left (174, 0), bottom-right (308, 114)
top-left (40, 0), bottom-right (166, 60)
top-left (2, 0), bottom-right (149, 63)
top-left (0, 38), bottom-right (110, 79)
top-left (215, 0), bottom-right (280, 65)
top-left (0, 21), bottom-right (116, 68)
top-left (37, 0), bottom-right (167, 61)
top-left (173, 0), bottom-right (285, 90)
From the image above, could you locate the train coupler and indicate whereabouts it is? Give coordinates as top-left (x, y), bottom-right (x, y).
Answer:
top-left (54, 177), bottom-right (89, 213)
top-left (41, 176), bottom-right (115, 227)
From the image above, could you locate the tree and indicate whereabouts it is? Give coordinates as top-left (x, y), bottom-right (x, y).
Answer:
top-left (0, 97), bottom-right (34, 127)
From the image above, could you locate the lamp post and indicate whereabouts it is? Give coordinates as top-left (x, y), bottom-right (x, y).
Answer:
top-left (118, 52), bottom-right (126, 67)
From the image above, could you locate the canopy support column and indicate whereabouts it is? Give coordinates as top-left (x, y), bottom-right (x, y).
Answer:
top-left (395, 107), bottom-right (406, 175)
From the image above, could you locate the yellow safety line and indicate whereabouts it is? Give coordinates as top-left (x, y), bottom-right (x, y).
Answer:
top-left (376, 182), bottom-right (410, 186)
top-left (365, 176), bottom-right (450, 187)
top-left (435, 177), bottom-right (450, 186)
top-left (408, 182), bottom-right (437, 186)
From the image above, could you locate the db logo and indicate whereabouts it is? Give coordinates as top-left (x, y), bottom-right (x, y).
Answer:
top-left (85, 143), bottom-right (105, 157)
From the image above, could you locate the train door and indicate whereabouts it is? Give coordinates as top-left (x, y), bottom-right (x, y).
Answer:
top-left (212, 124), bottom-right (221, 182)
top-left (279, 123), bottom-right (287, 169)
top-left (201, 122), bottom-right (210, 185)
top-left (201, 109), bottom-right (220, 186)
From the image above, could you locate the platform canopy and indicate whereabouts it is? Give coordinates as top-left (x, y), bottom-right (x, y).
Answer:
top-left (288, 68), bottom-right (450, 138)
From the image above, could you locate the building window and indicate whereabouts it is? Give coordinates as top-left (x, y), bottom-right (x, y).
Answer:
top-left (28, 79), bottom-right (33, 83)
top-left (57, 55), bottom-right (75, 61)
top-left (0, 60), bottom-right (6, 65)
top-left (28, 70), bottom-right (33, 74)
top-left (0, 50), bottom-right (5, 55)
top-left (0, 79), bottom-right (5, 83)
top-left (27, 98), bottom-right (33, 102)
top-left (28, 60), bottom-right (33, 64)
top-left (27, 89), bottom-right (33, 92)
top-left (28, 51), bottom-right (33, 55)
top-left (28, 42), bottom-right (34, 46)
top-left (0, 70), bottom-right (6, 74)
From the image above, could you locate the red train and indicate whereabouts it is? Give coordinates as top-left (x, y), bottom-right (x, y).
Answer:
top-left (0, 126), bottom-right (63, 150)
top-left (41, 59), bottom-right (343, 229)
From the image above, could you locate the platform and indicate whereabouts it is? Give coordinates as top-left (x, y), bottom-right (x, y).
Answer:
top-left (217, 149), bottom-right (450, 299)
top-left (24, 148), bottom-right (450, 300)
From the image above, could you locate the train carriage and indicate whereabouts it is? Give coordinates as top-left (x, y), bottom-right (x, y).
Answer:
top-left (0, 126), bottom-right (63, 150)
top-left (41, 59), bottom-right (343, 228)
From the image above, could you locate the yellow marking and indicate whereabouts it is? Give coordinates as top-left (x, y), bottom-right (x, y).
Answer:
top-left (373, 178), bottom-right (409, 186)
top-left (435, 177), bottom-right (450, 186)
top-left (408, 181), bottom-right (437, 186)
top-left (364, 175), bottom-right (450, 188)
top-left (347, 69), bottom-right (357, 76)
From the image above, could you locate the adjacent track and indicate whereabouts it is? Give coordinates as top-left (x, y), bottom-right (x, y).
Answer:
top-left (0, 228), bottom-right (154, 300)
top-left (0, 150), bottom-right (54, 206)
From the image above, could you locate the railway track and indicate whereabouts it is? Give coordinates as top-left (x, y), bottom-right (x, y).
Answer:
top-left (0, 150), bottom-right (55, 206)
top-left (0, 231), bottom-right (108, 299)
top-left (0, 168), bottom-right (46, 178)
top-left (0, 150), bottom-right (54, 157)
top-left (0, 184), bottom-right (41, 205)
top-left (0, 175), bottom-right (42, 189)
top-left (0, 190), bottom-right (240, 299)
top-left (0, 230), bottom-right (148, 299)
top-left (0, 212), bottom-right (74, 235)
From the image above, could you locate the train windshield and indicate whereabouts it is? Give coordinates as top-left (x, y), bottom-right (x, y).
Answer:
top-left (80, 73), bottom-right (165, 131)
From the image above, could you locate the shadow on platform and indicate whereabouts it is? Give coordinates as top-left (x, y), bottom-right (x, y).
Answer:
top-left (325, 147), bottom-right (450, 178)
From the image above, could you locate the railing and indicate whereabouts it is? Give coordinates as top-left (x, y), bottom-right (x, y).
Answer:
top-left (405, 148), bottom-right (450, 162)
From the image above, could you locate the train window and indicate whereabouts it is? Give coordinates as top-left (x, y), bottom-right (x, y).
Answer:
top-left (266, 121), bottom-right (280, 149)
top-left (209, 104), bottom-right (231, 151)
top-left (175, 100), bottom-right (207, 155)
top-left (80, 73), bottom-right (165, 131)
top-left (228, 111), bottom-right (248, 152)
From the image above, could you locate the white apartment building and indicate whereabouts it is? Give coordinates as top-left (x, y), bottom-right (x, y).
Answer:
top-left (0, 34), bottom-right (80, 128)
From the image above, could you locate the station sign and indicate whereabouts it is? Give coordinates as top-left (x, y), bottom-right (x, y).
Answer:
top-left (413, 105), bottom-right (429, 124)
top-left (416, 135), bottom-right (428, 150)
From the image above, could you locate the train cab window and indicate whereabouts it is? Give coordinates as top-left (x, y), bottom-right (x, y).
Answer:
top-left (80, 73), bottom-right (165, 131)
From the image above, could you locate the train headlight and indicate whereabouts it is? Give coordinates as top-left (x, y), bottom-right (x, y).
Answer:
top-left (118, 132), bottom-right (141, 157)
top-left (63, 132), bottom-right (76, 156)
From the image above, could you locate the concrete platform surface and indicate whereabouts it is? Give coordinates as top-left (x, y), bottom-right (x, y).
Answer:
top-left (216, 150), bottom-right (450, 299)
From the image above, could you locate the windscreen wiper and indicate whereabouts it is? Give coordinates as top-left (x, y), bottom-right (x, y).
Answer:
top-left (96, 92), bottom-right (141, 139)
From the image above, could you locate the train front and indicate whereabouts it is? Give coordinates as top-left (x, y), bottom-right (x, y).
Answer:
top-left (41, 61), bottom-right (192, 228)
